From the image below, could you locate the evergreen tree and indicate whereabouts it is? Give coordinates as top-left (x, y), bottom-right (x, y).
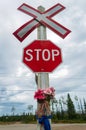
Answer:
top-left (83, 98), bottom-right (86, 114)
top-left (67, 93), bottom-right (76, 119)
top-left (11, 106), bottom-right (16, 116)
top-left (27, 105), bottom-right (33, 114)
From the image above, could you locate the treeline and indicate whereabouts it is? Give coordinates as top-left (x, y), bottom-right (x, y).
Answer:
top-left (0, 114), bottom-right (35, 124)
top-left (51, 93), bottom-right (86, 123)
top-left (0, 93), bottom-right (86, 123)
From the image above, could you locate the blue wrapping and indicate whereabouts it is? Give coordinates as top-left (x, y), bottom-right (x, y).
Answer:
top-left (36, 115), bottom-right (52, 130)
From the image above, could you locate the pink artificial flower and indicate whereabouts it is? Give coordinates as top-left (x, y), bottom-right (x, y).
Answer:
top-left (50, 87), bottom-right (55, 93)
top-left (43, 87), bottom-right (55, 95)
top-left (43, 88), bottom-right (52, 95)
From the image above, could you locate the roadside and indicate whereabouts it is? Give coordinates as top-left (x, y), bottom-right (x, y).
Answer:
top-left (0, 124), bottom-right (86, 130)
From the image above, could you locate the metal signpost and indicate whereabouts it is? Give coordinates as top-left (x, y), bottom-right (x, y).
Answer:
top-left (13, 3), bottom-right (71, 130)
top-left (36, 7), bottom-right (49, 130)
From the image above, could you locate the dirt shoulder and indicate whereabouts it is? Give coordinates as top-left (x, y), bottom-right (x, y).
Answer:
top-left (52, 124), bottom-right (86, 130)
top-left (0, 123), bottom-right (86, 130)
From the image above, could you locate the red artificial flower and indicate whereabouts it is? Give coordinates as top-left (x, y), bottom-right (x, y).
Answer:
top-left (34, 89), bottom-right (45, 100)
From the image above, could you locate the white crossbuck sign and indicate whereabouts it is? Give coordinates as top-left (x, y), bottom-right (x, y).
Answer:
top-left (13, 3), bottom-right (71, 42)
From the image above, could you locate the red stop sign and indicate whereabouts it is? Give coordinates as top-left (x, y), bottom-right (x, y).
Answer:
top-left (23, 40), bottom-right (62, 72)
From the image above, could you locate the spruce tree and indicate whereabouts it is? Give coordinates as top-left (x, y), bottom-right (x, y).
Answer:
top-left (67, 93), bottom-right (76, 119)
top-left (83, 98), bottom-right (86, 114)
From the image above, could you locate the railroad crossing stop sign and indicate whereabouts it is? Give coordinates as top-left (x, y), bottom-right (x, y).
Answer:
top-left (23, 40), bottom-right (62, 72)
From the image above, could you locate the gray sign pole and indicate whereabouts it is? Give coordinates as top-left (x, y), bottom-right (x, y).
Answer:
top-left (37, 6), bottom-right (49, 89)
top-left (36, 6), bottom-right (50, 130)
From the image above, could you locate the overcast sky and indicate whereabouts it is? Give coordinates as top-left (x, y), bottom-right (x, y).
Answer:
top-left (0, 0), bottom-right (86, 116)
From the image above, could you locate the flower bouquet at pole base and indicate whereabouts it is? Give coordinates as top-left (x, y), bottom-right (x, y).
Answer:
top-left (34, 87), bottom-right (55, 103)
top-left (34, 87), bottom-right (55, 130)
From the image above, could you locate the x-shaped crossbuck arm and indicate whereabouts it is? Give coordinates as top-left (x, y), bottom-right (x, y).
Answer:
top-left (13, 3), bottom-right (71, 42)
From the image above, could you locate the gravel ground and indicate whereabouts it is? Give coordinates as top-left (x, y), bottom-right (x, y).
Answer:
top-left (0, 124), bottom-right (86, 130)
